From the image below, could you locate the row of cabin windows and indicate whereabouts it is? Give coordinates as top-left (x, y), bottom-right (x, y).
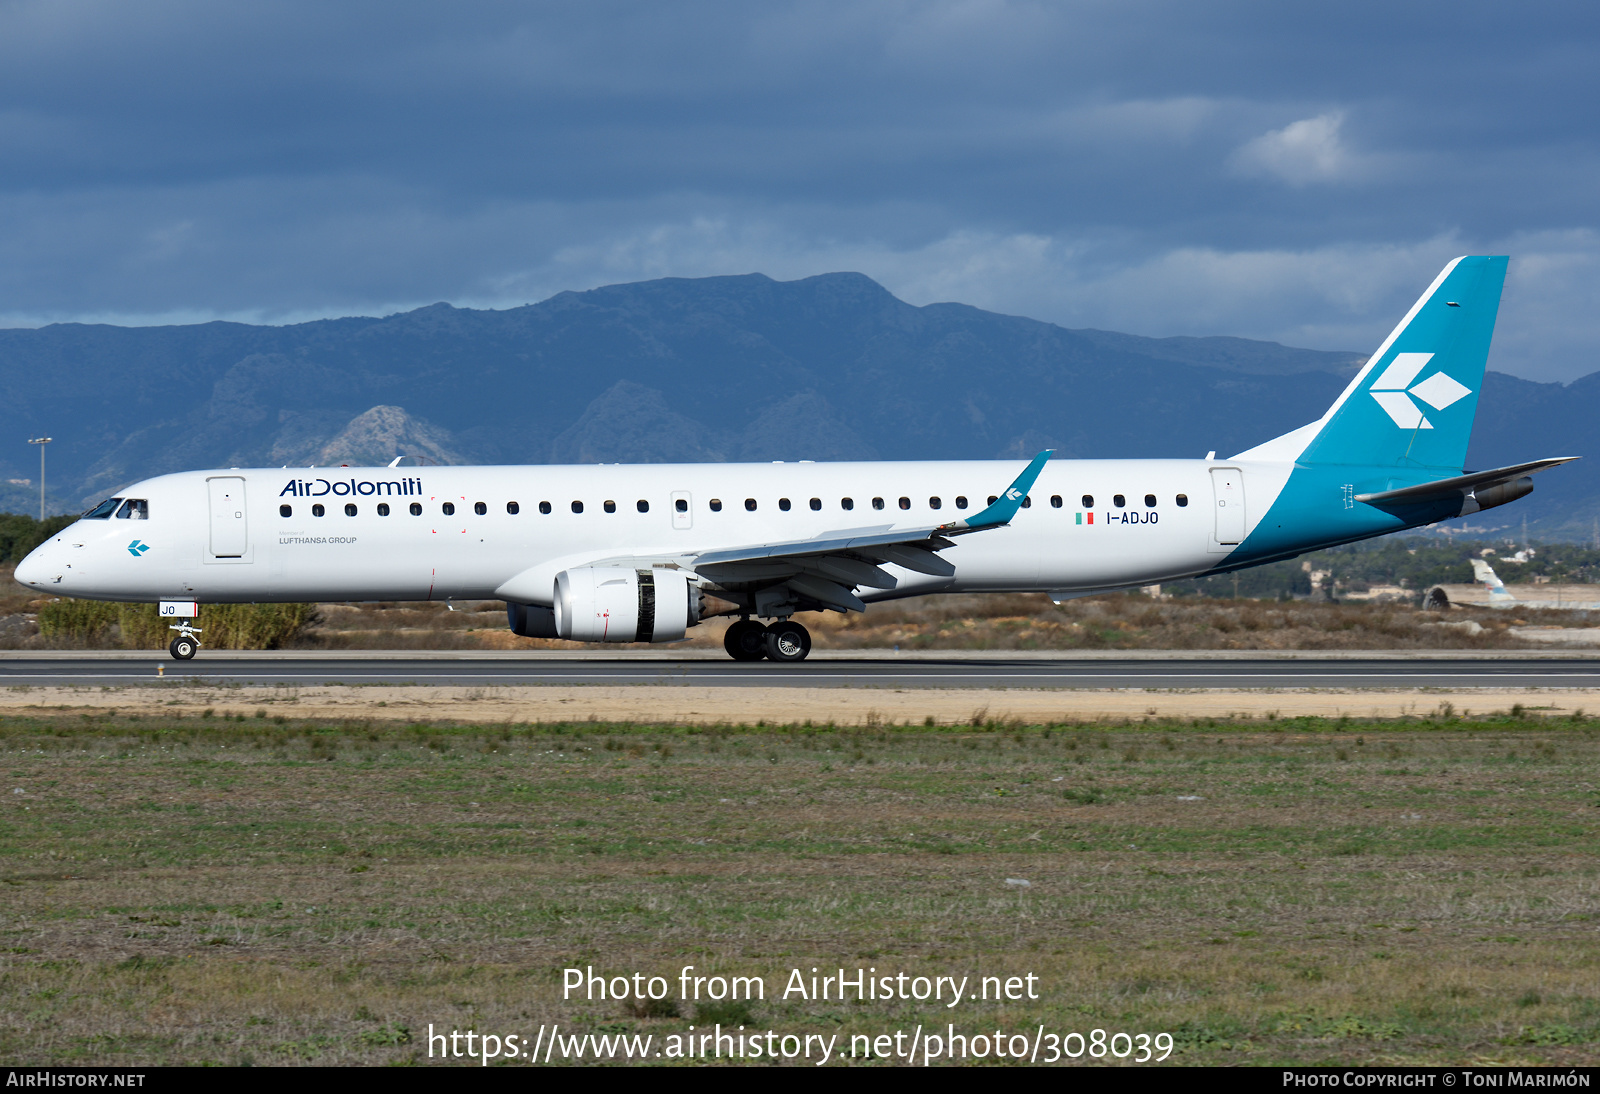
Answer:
top-left (280, 492), bottom-right (1191, 519)
top-left (1078, 493), bottom-right (1188, 509)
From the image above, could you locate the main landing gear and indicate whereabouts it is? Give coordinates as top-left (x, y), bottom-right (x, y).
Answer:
top-left (723, 618), bottom-right (812, 662)
top-left (168, 620), bottom-right (202, 660)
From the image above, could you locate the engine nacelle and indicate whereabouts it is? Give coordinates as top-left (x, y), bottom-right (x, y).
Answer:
top-left (552, 567), bottom-right (701, 643)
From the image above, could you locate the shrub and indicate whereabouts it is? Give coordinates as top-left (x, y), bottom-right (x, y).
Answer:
top-left (35, 598), bottom-right (120, 641)
top-left (0, 513), bottom-right (75, 564)
top-left (38, 599), bottom-right (315, 650)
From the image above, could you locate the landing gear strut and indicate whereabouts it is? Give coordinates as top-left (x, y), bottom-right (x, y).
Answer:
top-left (168, 620), bottom-right (202, 660)
top-left (722, 618), bottom-right (812, 662)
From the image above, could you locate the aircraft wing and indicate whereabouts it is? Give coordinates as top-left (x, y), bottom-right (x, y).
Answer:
top-left (688, 450), bottom-right (1052, 612)
top-left (1354, 457), bottom-right (1578, 505)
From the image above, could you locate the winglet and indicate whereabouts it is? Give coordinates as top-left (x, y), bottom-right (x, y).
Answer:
top-left (939, 450), bottom-right (1053, 534)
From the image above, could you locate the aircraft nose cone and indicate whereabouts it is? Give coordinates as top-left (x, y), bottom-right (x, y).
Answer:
top-left (14, 544), bottom-right (54, 589)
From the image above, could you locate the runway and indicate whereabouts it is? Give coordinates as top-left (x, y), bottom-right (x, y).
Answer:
top-left (4, 652), bottom-right (1600, 690)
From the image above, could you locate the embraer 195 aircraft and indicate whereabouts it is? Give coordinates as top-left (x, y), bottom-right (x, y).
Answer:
top-left (14, 256), bottom-right (1577, 662)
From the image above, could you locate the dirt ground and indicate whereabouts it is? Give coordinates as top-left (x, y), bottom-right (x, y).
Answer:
top-left (5, 682), bottom-right (1599, 724)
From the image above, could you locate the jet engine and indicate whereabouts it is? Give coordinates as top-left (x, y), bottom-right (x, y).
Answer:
top-left (547, 567), bottom-right (701, 643)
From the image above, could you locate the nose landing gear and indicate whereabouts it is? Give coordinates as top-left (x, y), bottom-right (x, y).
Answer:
top-left (722, 618), bottom-right (812, 662)
top-left (168, 620), bottom-right (202, 660)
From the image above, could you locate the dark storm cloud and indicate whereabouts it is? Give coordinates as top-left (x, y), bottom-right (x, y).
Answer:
top-left (0, 0), bottom-right (1596, 378)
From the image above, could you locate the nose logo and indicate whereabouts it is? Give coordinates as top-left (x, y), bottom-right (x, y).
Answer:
top-left (127, 540), bottom-right (150, 557)
top-left (1368, 352), bottom-right (1473, 430)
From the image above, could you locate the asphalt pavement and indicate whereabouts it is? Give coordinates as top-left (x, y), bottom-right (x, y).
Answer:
top-left (3, 651), bottom-right (1599, 689)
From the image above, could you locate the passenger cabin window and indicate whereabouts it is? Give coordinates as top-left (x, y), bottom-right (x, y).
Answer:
top-left (779, 498), bottom-right (791, 511)
top-left (442, 502), bottom-right (455, 516)
top-left (956, 496), bottom-right (968, 509)
top-left (1050, 495), bottom-right (1062, 508)
top-left (872, 497), bottom-right (885, 510)
top-left (475, 501), bottom-right (487, 515)
top-left (1144, 494), bottom-right (1157, 508)
top-left (1082, 495), bottom-right (1094, 508)
top-left (987, 495), bottom-right (997, 505)
top-left (377, 503), bottom-right (390, 516)
top-left (1113, 495), bottom-right (1126, 508)
top-left (1022, 496), bottom-right (1031, 508)
top-left (841, 497), bottom-right (854, 510)
top-left (116, 499), bottom-right (148, 519)
top-left (571, 501), bottom-right (584, 514)
top-left (675, 499), bottom-right (688, 513)
top-left (312, 504), bottom-right (326, 517)
top-left (604, 500), bottom-right (616, 513)
top-left (82, 497), bottom-right (121, 519)
top-left (710, 499), bottom-right (723, 512)
top-left (280, 504), bottom-right (292, 518)
top-left (809, 498), bottom-right (821, 511)
top-left (898, 497), bottom-right (910, 510)
top-left (507, 501), bottom-right (520, 514)
top-left (929, 496), bottom-right (941, 509)
top-left (1176, 494), bottom-right (1188, 507)
top-left (538, 501), bottom-right (551, 514)
top-left (744, 498), bottom-right (757, 511)
top-left (345, 503), bottom-right (357, 516)
top-left (410, 502), bottom-right (423, 516)
top-left (637, 500), bottom-right (649, 513)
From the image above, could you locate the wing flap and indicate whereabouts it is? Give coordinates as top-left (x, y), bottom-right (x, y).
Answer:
top-left (862, 543), bottom-right (956, 577)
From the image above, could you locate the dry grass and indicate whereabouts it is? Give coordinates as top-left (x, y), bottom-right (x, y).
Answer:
top-left (304, 593), bottom-right (1578, 652)
top-left (2, 712), bottom-right (1597, 1066)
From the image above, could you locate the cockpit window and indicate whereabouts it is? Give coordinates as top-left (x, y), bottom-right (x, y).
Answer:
top-left (115, 499), bottom-right (148, 520)
top-left (82, 497), bottom-right (122, 519)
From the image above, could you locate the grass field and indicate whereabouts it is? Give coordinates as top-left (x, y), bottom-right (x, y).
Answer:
top-left (2, 710), bottom-right (1598, 1066)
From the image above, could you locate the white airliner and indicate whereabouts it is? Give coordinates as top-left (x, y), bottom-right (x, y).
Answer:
top-left (14, 256), bottom-right (1577, 661)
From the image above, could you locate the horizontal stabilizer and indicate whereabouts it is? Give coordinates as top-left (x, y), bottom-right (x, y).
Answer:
top-left (1354, 457), bottom-right (1578, 505)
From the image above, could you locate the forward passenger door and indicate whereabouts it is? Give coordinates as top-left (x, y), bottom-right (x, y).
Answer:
top-left (207, 477), bottom-right (249, 559)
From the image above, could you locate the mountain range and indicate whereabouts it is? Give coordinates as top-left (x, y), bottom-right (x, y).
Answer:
top-left (0, 271), bottom-right (1593, 540)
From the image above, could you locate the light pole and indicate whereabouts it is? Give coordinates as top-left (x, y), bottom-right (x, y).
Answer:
top-left (27, 437), bottom-right (51, 521)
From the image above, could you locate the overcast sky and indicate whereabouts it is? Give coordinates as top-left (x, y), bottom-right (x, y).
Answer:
top-left (1, 0), bottom-right (1596, 380)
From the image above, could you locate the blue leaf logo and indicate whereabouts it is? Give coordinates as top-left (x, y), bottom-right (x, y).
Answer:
top-left (127, 540), bottom-right (150, 557)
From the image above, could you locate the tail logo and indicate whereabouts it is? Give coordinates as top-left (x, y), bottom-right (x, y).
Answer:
top-left (1368, 352), bottom-right (1473, 430)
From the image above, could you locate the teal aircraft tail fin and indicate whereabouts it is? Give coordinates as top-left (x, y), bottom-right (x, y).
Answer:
top-left (1234, 256), bottom-right (1508, 472)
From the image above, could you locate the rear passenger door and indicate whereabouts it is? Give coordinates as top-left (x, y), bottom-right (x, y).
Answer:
top-left (1209, 467), bottom-right (1245, 550)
